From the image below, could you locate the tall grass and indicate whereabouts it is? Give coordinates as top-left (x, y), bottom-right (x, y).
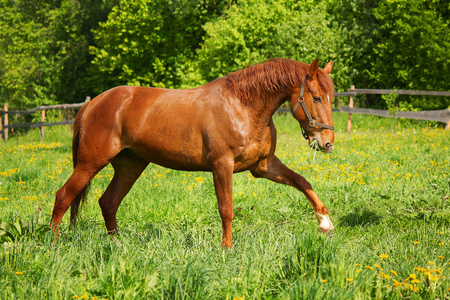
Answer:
top-left (0, 113), bottom-right (449, 299)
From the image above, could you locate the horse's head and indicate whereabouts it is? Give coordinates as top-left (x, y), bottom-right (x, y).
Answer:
top-left (290, 59), bottom-right (335, 153)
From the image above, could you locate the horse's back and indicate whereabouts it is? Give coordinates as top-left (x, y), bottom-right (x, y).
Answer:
top-left (79, 82), bottom-right (242, 171)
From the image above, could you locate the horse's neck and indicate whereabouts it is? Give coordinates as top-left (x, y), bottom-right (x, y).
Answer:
top-left (251, 90), bottom-right (293, 126)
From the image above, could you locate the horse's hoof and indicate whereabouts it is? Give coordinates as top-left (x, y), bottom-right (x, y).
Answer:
top-left (319, 226), bottom-right (334, 239)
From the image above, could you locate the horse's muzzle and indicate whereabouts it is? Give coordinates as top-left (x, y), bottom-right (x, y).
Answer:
top-left (309, 139), bottom-right (333, 153)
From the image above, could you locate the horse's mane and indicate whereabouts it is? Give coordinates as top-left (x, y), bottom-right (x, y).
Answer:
top-left (225, 58), bottom-right (334, 105)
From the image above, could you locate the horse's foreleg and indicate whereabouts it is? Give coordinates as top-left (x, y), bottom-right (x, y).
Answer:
top-left (212, 159), bottom-right (234, 248)
top-left (99, 152), bottom-right (148, 234)
top-left (251, 155), bottom-right (334, 234)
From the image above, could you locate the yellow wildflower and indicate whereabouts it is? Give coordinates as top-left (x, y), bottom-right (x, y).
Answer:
top-left (322, 279), bottom-right (327, 283)
top-left (414, 241), bottom-right (420, 245)
top-left (365, 266), bottom-right (373, 270)
top-left (390, 270), bottom-right (398, 276)
top-left (411, 279), bottom-right (420, 283)
top-left (438, 256), bottom-right (444, 259)
top-left (380, 253), bottom-right (389, 259)
top-left (414, 267), bottom-right (426, 272)
top-left (15, 271), bottom-right (24, 275)
top-left (347, 278), bottom-right (353, 282)
top-left (393, 279), bottom-right (402, 287)
top-left (374, 264), bottom-right (383, 270)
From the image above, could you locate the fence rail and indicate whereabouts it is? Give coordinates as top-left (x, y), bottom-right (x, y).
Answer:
top-left (0, 98), bottom-right (89, 142)
top-left (1, 88), bottom-right (449, 141)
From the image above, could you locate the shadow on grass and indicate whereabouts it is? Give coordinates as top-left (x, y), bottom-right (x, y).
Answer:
top-left (339, 208), bottom-right (383, 227)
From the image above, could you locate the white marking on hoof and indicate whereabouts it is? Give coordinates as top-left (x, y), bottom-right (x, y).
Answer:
top-left (315, 212), bottom-right (334, 234)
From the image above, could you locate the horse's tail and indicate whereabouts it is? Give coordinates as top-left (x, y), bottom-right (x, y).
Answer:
top-left (70, 102), bottom-right (91, 227)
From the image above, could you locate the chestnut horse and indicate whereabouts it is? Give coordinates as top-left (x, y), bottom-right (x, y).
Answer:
top-left (50, 58), bottom-right (335, 248)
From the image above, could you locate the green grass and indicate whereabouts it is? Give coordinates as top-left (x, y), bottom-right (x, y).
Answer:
top-left (1, 113), bottom-right (449, 299)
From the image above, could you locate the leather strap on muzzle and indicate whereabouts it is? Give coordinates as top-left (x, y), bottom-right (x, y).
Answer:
top-left (291, 84), bottom-right (335, 139)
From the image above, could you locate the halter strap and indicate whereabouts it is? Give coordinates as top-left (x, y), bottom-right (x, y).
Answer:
top-left (291, 84), bottom-right (335, 140)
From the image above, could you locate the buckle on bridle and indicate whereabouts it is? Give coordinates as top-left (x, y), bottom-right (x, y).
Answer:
top-left (291, 83), bottom-right (334, 140)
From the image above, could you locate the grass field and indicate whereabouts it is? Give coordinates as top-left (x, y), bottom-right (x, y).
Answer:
top-left (1, 112), bottom-right (449, 299)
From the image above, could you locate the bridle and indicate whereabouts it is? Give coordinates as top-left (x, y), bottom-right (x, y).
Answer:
top-left (291, 84), bottom-right (335, 139)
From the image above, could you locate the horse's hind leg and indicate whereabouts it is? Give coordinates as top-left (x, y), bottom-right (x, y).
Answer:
top-left (98, 150), bottom-right (148, 234)
top-left (51, 163), bottom-right (106, 232)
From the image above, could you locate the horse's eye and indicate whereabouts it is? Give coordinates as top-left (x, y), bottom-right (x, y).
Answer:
top-left (313, 96), bottom-right (322, 103)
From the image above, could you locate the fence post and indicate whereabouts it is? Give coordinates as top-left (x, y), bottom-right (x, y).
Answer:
top-left (3, 103), bottom-right (8, 140)
top-left (347, 85), bottom-right (355, 133)
top-left (40, 109), bottom-right (46, 143)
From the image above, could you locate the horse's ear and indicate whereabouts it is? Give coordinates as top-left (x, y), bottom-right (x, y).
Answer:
top-left (324, 61), bottom-right (334, 74)
top-left (309, 58), bottom-right (319, 80)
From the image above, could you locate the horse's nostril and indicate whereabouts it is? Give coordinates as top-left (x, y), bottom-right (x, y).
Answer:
top-left (325, 142), bottom-right (332, 149)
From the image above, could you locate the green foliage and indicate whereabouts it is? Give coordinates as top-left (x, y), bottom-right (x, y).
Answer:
top-left (331, 0), bottom-right (450, 109)
top-left (0, 0), bottom-right (116, 109)
top-left (0, 0), bottom-right (449, 111)
top-left (89, 0), bottom-right (228, 92)
top-left (192, 0), bottom-right (352, 90)
top-left (382, 89), bottom-right (398, 116)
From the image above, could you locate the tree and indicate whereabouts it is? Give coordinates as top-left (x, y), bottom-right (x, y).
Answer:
top-left (89, 0), bottom-right (229, 93)
top-left (329, 0), bottom-right (450, 109)
top-left (0, 0), bottom-right (116, 109)
top-left (190, 0), bottom-right (352, 91)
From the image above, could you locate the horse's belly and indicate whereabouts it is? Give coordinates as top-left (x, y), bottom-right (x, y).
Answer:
top-left (130, 135), bottom-right (209, 171)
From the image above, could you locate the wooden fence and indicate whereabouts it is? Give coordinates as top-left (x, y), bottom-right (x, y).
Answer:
top-left (334, 87), bottom-right (450, 132)
top-left (0, 97), bottom-right (90, 142)
top-left (1, 88), bottom-right (449, 142)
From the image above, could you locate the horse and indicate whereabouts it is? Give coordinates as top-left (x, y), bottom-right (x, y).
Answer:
top-left (50, 58), bottom-right (335, 248)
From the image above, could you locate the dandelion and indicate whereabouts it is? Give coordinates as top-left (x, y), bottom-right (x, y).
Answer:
top-left (380, 253), bottom-right (389, 259)
top-left (365, 266), bottom-right (373, 270)
top-left (72, 297), bottom-right (80, 299)
top-left (393, 279), bottom-right (402, 287)
top-left (374, 264), bottom-right (383, 270)
top-left (405, 274), bottom-right (416, 281)
top-left (347, 278), bottom-right (353, 282)
top-left (80, 295), bottom-right (88, 299)
top-left (428, 261), bottom-right (434, 265)
top-left (232, 297), bottom-right (243, 300)
top-left (15, 271), bottom-right (23, 275)
top-left (411, 278), bottom-right (420, 283)
top-left (322, 279), bottom-right (327, 283)
top-left (194, 176), bottom-right (205, 184)
top-left (414, 241), bottom-right (420, 245)
top-left (390, 270), bottom-right (398, 276)
top-left (438, 256), bottom-right (444, 259)
top-left (414, 267), bottom-right (427, 272)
